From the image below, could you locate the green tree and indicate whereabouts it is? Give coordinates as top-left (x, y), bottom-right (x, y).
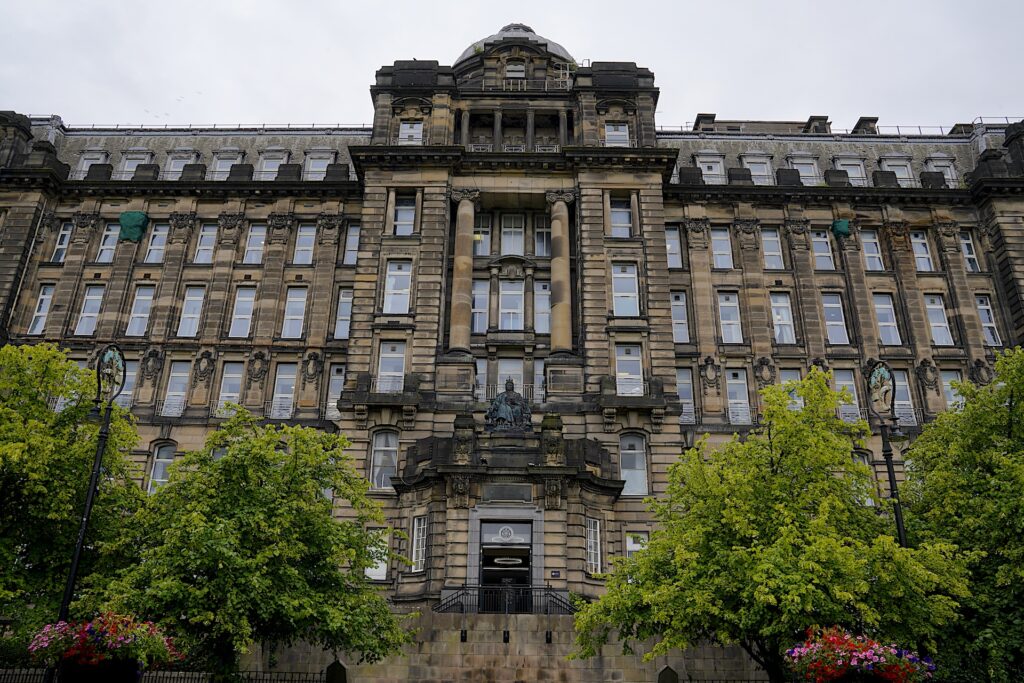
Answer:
top-left (905, 349), bottom-right (1024, 682)
top-left (573, 369), bottom-right (967, 683)
top-left (96, 408), bottom-right (412, 674)
top-left (0, 343), bottom-right (142, 662)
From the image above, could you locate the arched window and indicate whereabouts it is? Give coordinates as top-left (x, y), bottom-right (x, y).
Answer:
top-left (148, 443), bottom-right (177, 493)
top-left (370, 431), bottom-right (399, 490)
top-left (619, 434), bottom-right (648, 496)
top-left (505, 60), bottom-right (526, 79)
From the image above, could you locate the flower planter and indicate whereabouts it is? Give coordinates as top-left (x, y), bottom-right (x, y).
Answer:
top-left (58, 659), bottom-right (142, 683)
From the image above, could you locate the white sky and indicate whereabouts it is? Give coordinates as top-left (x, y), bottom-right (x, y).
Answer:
top-left (2, 0), bottom-right (1022, 131)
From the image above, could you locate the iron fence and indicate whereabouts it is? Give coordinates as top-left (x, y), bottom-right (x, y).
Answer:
top-left (433, 585), bottom-right (575, 615)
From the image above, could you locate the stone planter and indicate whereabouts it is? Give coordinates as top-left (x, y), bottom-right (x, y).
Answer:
top-left (58, 659), bottom-right (142, 682)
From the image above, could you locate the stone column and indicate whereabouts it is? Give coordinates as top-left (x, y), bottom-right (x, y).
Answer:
top-left (558, 110), bottom-right (568, 147)
top-left (526, 109), bottom-right (535, 152)
top-left (460, 110), bottom-right (471, 148)
top-left (493, 109), bottom-right (502, 151)
top-left (546, 191), bottom-right (575, 353)
top-left (448, 189), bottom-right (479, 353)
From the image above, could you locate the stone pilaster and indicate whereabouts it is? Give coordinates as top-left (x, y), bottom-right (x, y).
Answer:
top-left (448, 189), bottom-right (478, 353)
top-left (546, 191), bottom-right (575, 354)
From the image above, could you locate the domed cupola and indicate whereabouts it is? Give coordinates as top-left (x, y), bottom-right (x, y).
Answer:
top-left (455, 23), bottom-right (575, 66)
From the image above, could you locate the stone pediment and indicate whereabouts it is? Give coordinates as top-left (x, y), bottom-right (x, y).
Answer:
top-left (489, 254), bottom-right (535, 279)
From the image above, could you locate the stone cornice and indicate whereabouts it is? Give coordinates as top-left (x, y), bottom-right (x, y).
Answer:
top-left (662, 182), bottom-right (976, 205)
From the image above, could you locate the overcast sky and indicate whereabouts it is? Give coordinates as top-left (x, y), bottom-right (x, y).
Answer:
top-left (2, 0), bottom-right (1022, 131)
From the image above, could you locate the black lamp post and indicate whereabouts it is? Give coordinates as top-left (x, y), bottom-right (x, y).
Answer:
top-left (867, 360), bottom-right (908, 548)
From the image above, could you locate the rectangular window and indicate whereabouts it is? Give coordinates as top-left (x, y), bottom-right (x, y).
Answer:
top-left (148, 444), bottom-right (176, 493)
top-left (791, 159), bottom-right (819, 185)
top-left (762, 227), bottom-right (784, 269)
top-left (144, 224), bottom-right (168, 264)
top-left (376, 341), bottom-right (406, 393)
top-left (893, 369), bottom-right (917, 426)
top-left (861, 229), bottom-right (884, 271)
top-left (114, 360), bottom-right (139, 409)
top-left (620, 435), bottom-right (648, 496)
top-left (834, 369), bottom-right (861, 423)
top-left (96, 224), bottom-right (119, 263)
top-left (873, 293), bottom-right (902, 346)
top-left (325, 364), bottom-right (346, 420)
top-left (534, 281), bottom-right (550, 334)
top-left (475, 358), bottom-right (487, 401)
top-left (882, 160), bottom-right (914, 188)
top-left (812, 231), bottom-right (835, 270)
top-left (771, 292), bottom-right (795, 344)
top-left (925, 295), bottom-right (954, 346)
top-left (257, 153), bottom-right (285, 181)
top-left (836, 159), bottom-right (868, 186)
top-left (393, 195), bottom-right (416, 236)
top-left (497, 358), bottom-right (524, 393)
top-left (74, 285), bottom-right (104, 336)
top-left (610, 200), bottom-right (632, 238)
top-left (473, 215), bottom-right (491, 256)
top-left (718, 291), bottom-right (743, 343)
top-left (281, 287), bottom-right (308, 338)
top-left (585, 517), bottom-right (602, 573)
top-left (471, 280), bottom-right (489, 334)
top-left (176, 286), bottom-right (205, 338)
top-left (194, 224), bottom-right (217, 264)
top-left (334, 288), bottom-right (353, 339)
top-left (780, 368), bottom-right (803, 409)
top-left (51, 223), bottom-right (73, 262)
top-left (126, 285), bottom-right (156, 336)
top-left (941, 370), bottom-right (963, 409)
top-left (270, 363), bottom-right (297, 419)
top-left (665, 226), bottom-right (683, 269)
top-left (612, 264), bottom-right (640, 316)
top-left (365, 530), bottom-right (388, 581)
top-left (500, 214), bottom-right (525, 255)
top-left (243, 225), bottom-right (266, 264)
top-left (911, 232), bottom-right (934, 271)
top-left (398, 121), bottom-right (424, 146)
top-left (499, 280), bottom-right (525, 330)
top-left (625, 531), bottom-right (648, 559)
top-left (370, 432), bottom-right (398, 490)
top-left (161, 360), bottom-right (190, 417)
top-left (745, 159), bottom-right (772, 185)
top-left (410, 516), bottom-right (427, 572)
top-left (28, 285), bottom-right (54, 335)
top-left (726, 369), bottom-right (751, 424)
top-left (615, 344), bottom-right (644, 396)
top-left (960, 232), bottom-right (981, 273)
top-left (343, 225), bottom-right (360, 265)
top-left (534, 217), bottom-right (551, 257)
top-left (676, 368), bottom-right (696, 424)
top-left (292, 224), bottom-right (316, 264)
top-left (711, 228), bottom-right (733, 269)
top-left (976, 295), bottom-right (1001, 346)
top-left (210, 154), bottom-right (238, 180)
top-left (119, 153), bottom-right (149, 180)
top-left (822, 293), bottom-right (850, 345)
top-left (216, 362), bottom-right (244, 416)
top-left (699, 157), bottom-right (726, 184)
top-left (304, 154), bottom-right (332, 181)
top-left (533, 358), bottom-right (545, 402)
top-left (383, 261), bottom-right (412, 314)
top-left (229, 287), bottom-right (256, 338)
top-left (164, 156), bottom-right (189, 181)
top-left (605, 122), bottom-right (630, 147)
top-left (671, 291), bottom-right (689, 343)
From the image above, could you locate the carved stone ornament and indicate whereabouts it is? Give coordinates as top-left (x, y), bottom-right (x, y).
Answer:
top-left (316, 214), bottom-right (343, 244)
top-left (451, 474), bottom-right (471, 509)
top-left (37, 213), bottom-right (61, 244)
top-left (141, 347), bottom-right (163, 381)
top-left (732, 219), bottom-right (761, 250)
top-left (168, 212), bottom-right (197, 244)
top-left (497, 262), bottom-right (526, 279)
top-left (839, 220), bottom-right (861, 251)
top-left (700, 356), bottom-right (721, 395)
top-left (217, 212), bottom-right (246, 244)
top-left (935, 221), bottom-right (962, 253)
top-left (916, 358), bottom-right (940, 394)
top-left (246, 350), bottom-right (269, 390)
top-left (267, 213), bottom-right (295, 243)
top-left (810, 357), bottom-right (829, 374)
top-left (192, 350), bottom-right (216, 388)
top-left (544, 478), bottom-right (562, 510)
top-left (883, 221), bottom-right (911, 251)
top-left (683, 217), bottom-right (710, 248)
top-left (453, 432), bottom-right (473, 466)
top-left (969, 359), bottom-right (995, 386)
top-left (753, 357), bottom-right (776, 388)
top-left (449, 188), bottom-right (481, 204)
top-left (70, 212), bottom-right (100, 243)
top-left (485, 378), bottom-right (533, 432)
top-left (301, 351), bottom-right (323, 389)
top-left (783, 218), bottom-right (810, 249)
top-left (544, 190), bottom-right (577, 205)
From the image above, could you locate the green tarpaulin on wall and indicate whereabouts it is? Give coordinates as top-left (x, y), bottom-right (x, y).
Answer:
top-left (118, 211), bottom-right (148, 242)
top-left (831, 219), bottom-right (851, 239)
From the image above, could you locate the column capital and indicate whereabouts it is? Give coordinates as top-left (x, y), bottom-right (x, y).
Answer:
top-left (449, 188), bottom-right (480, 204)
top-left (545, 190), bottom-right (577, 205)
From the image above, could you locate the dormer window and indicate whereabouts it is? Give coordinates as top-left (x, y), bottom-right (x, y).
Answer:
top-left (398, 121), bottom-right (424, 146)
top-left (304, 150), bottom-right (335, 180)
top-left (163, 151), bottom-right (197, 180)
top-left (75, 151), bottom-right (108, 179)
top-left (257, 150), bottom-right (288, 181)
top-left (604, 123), bottom-right (630, 147)
top-left (925, 155), bottom-right (958, 186)
top-left (505, 60), bottom-right (526, 79)
top-left (117, 151), bottom-right (152, 180)
top-left (788, 156), bottom-right (820, 185)
top-left (210, 150), bottom-right (242, 180)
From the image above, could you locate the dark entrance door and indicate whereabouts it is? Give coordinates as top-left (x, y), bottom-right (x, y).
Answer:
top-left (479, 522), bottom-right (532, 613)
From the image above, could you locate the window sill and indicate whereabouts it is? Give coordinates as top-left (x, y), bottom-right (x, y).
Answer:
top-left (286, 262), bottom-right (316, 268)
top-left (41, 261), bottom-right (66, 267)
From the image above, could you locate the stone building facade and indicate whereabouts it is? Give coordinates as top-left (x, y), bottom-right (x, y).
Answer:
top-left (2, 23), bottom-right (1024, 683)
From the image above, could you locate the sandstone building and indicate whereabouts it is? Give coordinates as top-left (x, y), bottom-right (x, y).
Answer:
top-left (2, 23), bottom-right (1024, 682)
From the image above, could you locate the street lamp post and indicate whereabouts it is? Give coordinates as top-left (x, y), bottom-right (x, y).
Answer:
top-left (867, 360), bottom-right (908, 548)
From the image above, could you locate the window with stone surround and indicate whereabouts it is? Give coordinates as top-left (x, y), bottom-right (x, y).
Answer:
top-left (534, 281), bottom-right (550, 334)
top-left (925, 294), bottom-right (954, 346)
top-left (534, 216), bottom-right (551, 257)
top-left (383, 261), bottom-right (412, 314)
top-left (822, 293), bottom-right (850, 345)
top-left (215, 362), bottom-right (244, 417)
top-left (474, 214), bottom-right (492, 256)
top-left (376, 342), bottom-right (406, 393)
top-left (51, 223), bottom-right (72, 262)
top-left (500, 214), bottom-right (525, 255)
top-left (243, 225), bottom-right (266, 264)
top-left (960, 232), bottom-right (981, 273)
top-left (472, 280), bottom-right (489, 334)
top-left (604, 123), bottom-right (630, 147)
top-left (612, 264), bottom-right (640, 316)
top-left (499, 280), bottom-right (525, 330)
top-left (343, 225), bottom-right (360, 265)
top-left (911, 231), bottom-right (934, 271)
top-left (610, 200), bottom-right (632, 238)
top-left (176, 286), bottom-right (205, 338)
top-left (762, 228), bottom-right (784, 269)
top-left (74, 285), bottom-right (104, 336)
top-left (126, 285), bottom-right (155, 337)
top-left (873, 293), bottom-right (902, 346)
top-left (148, 444), bottom-right (177, 493)
top-left (671, 291), bottom-right (689, 343)
top-left (771, 292), bottom-right (796, 344)
top-left (941, 370), bottom-right (963, 409)
top-left (292, 225), bottom-right (316, 264)
top-left (976, 295), bottom-right (1001, 346)
top-left (665, 226), bottom-right (683, 269)
top-left (726, 369), bottom-right (751, 424)
top-left (393, 194), bottom-right (416, 236)
top-left (270, 363), bottom-right (297, 419)
top-left (718, 291), bottom-right (743, 344)
top-left (194, 225), bottom-right (217, 264)
top-left (281, 287), bottom-right (308, 338)
top-left (96, 224), bottom-right (119, 263)
top-left (619, 434), bottom-right (648, 496)
top-left (398, 121), bottom-right (424, 146)
top-left (585, 517), bottom-right (602, 573)
top-left (861, 229), bottom-right (884, 271)
top-left (711, 228), bottom-right (733, 269)
top-left (334, 288), bottom-right (353, 339)
top-left (145, 224), bottom-right (169, 264)
top-left (410, 514), bottom-right (427, 571)
top-left (229, 287), bottom-right (257, 338)
top-left (370, 431), bottom-right (399, 491)
top-left (811, 231), bottom-right (835, 270)
top-left (28, 284), bottom-right (54, 335)
top-left (676, 368), bottom-right (696, 424)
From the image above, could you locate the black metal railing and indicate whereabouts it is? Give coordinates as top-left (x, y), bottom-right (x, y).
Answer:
top-left (0, 671), bottom-right (327, 683)
top-left (433, 585), bottom-right (575, 615)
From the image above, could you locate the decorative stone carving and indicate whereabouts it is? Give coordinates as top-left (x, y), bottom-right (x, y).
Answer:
top-left (70, 212), bottom-right (100, 243)
top-left (810, 357), bottom-right (829, 374)
top-left (316, 213), bottom-right (343, 245)
top-left (217, 212), bottom-right (246, 244)
top-left (969, 359), bottom-right (994, 385)
top-left (544, 478), bottom-right (562, 510)
top-left (540, 414), bottom-right (565, 466)
top-left (141, 347), bottom-right (163, 382)
top-left (544, 190), bottom-right (577, 205)
top-left (485, 378), bottom-right (532, 432)
top-left (497, 262), bottom-right (526, 279)
top-left (246, 350), bottom-right (269, 390)
top-left (935, 221), bottom-right (961, 253)
top-left (267, 213), bottom-right (295, 243)
top-left (302, 351), bottom-right (323, 389)
top-left (732, 219), bottom-right (761, 250)
top-left (783, 218), bottom-right (810, 249)
top-left (449, 188), bottom-right (481, 204)
top-left (402, 404), bottom-right (417, 431)
top-left (916, 358), bottom-right (940, 394)
top-left (700, 356), bottom-right (721, 395)
top-left (451, 474), bottom-right (471, 509)
top-left (37, 213), bottom-right (61, 245)
top-left (753, 357), bottom-right (776, 388)
top-left (192, 350), bottom-right (215, 388)
top-left (683, 218), bottom-right (710, 249)
top-left (168, 212), bottom-right (197, 244)
top-left (883, 220), bottom-right (911, 251)
top-left (602, 407), bottom-right (617, 433)
top-left (839, 220), bottom-right (861, 251)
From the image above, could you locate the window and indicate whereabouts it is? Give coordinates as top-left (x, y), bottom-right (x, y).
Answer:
top-left (697, 156), bottom-right (726, 184)
top-left (410, 515), bottom-right (427, 571)
top-left (383, 261), bottom-right (412, 314)
top-left (811, 231), bottom-right (835, 270)
top-left (926, 157), bottom-right (958, 186)
top-left (229, 287), bottom-right (256, 338)
top-left (74, 285), bottom-right (104, 336)
top-left (976, 295), bottom-right (1001, 346)
top-left (861, 229), bottom-right (884, 271)
top-left (893, 369), bottom-right (917, 426)
top-left (475, 358), bottom-right (487, 401)
top-left (148, 444), bottom-right (176, 493)
top-left (881, 158), bottom-right (914, 187)
top-left (118, 152), bottom-right (149, 180)
top-left (534, 281), bottom-right (550, 334)
top-left (114, 360), bottom-right (139, 409)
top-left (500, 214), bottom-right (525, 255)
top-left (473, 215), bottom-right (491, 256)
top-left (243, 225), bottom-right (266, 264)
top-left (334, 288), bottom-right (353, 339)
top-left (604, 122), bottom-right (630, 147)
top-left (393, 195), bottom-right (416, 236)
top-left (676, 368), bottom-right (696, 424)
top-left (304, 153), bottom-right (333, 181)
top-left (257, 152), bottom-right (287, 180)
top-left (28, 285), bottom-right (54, 335)
top-left (726, 369), bottom-right (751, 424)
top-left (51, 223), bottom-right (72, 262)
top-left (96, 224), bottom-right (119, 263)
top-left (498, 280), bottom-right (525, 330)
top-left (780, 369), bottom-right (803, 409)
top-left (343, 225), bottom-right (360, 265)
top-left (216, 362), bottom-right (244, 416)
top-left (835, 158), bottom-right (867, 186)
top-left (822, 294), bottom-right (850, 345)
top-left (281, 287), bottom-right (307, 338)
top-left (873, 294), bottom-right (901, 346)
top-left (711, 228), bottom-right (733, 269)
top-left (194, 225), bottom-right (217, 264)
top-left (505, 60), bottom-right (525, 79)
top-left (161, 361), bottom-right (190, 417)
top-left (612, 264), bottom-right (640, 316)
top-left (625, 531), bottom-right (648, 559)
top-left (925, 295), bottom-right (954, 346)
top-left (610, 200), bottom-right (632, 238)
top-left (497, 358), bottom-right (524, 393)
top-left (293, 225), bottom-right (316, 264)
top-left (365, 530), bottom-right (389, 580)
top-left (126, 285), bottom-right (156, 336)
top-left (834, 369), bottom-right (861, 423)
top-left (210, 153), bottom-right (239, 180)
top-left (960, 232), bottom-right (981, 273)
top-left (790, 158), bottom-right (819, 185)
top-left (620, 434), bottom-right (648, 496)
top-left (585, 517), bottom-right (602, 573)
top-left (744, 157), bottom-right (773, 185)
top-left (671, 291), bottom-right (689, 343)
top-left (534, 217), bottom-right (551, 257)
top-left (770, 293), bottom-right (795, 344)
top-left (144, 224), bottom-right (168, 263)
top-left (665, 226), bottom-right (683, 269)
top-left (941, 370), bottom-right (963, 409)
top-left (325, 364), bottom-right (346, 420)
top-left (75, 151), bottom-right (107, 178)
top-left (470, 280), bottom-right (488, 334)
top-left (762, 228), bottom-right (784, 269)
top-left (270, 363), bottom-right (296, 419)
top-left (164, 155), bottom-right (190, 181)
top-left (398, 121), bottom-right (423, 146)
top-left (176, 286), bottom-right (205, 337)
top-left (376, 342), bottom-right (406, 393)
top-left (718, 292), bottom-right (743, 343)
top-left (615, 344), bottom-right (643, 396)
top-left (911, 232), bottom-right (934, 271)
top-left (533, 358), bottom-right (545, 402)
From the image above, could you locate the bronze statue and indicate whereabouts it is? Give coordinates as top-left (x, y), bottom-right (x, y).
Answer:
top-left (486, 378), bottom-right (532, 431)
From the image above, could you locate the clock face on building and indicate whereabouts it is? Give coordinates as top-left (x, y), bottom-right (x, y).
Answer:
top-left (868, 363), bottom-right (894, 415)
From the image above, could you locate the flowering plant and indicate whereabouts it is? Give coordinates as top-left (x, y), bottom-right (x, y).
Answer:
top-left (786, 627), bottom-right (935, 682)
top-left (27, 613), bottom-right (181, 668)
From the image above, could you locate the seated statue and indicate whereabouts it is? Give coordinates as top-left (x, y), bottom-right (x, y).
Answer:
top-left (486, 378), bottom-right (532, 432)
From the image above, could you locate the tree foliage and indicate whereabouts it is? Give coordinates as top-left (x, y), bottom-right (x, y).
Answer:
top-left (904, 349), bottom-right (1024, 682)
top-left (573, 369), bottom-right (967, 683)
top-left (0, 343), bottom-right (142, 662)
top-left (94, 408), bottom-right (412, 673)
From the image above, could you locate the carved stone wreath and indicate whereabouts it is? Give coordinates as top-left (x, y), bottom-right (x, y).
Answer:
top-left (753, 357), bottom-right (776, 388)
top-left (70, 212), bottom-right (100, 243)
top-left (883, 221), bottom-right (911, 251)
top-left (783, 218), bottom-right (810, 249)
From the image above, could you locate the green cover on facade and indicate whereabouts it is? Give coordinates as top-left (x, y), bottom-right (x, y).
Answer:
top-left (118, 211), bottom-right (148, 241)
top-left (831, 219), bottom-right (851, 239)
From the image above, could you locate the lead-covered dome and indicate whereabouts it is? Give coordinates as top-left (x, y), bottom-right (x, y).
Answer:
top-left (455, 24), bottom-right (574, 65)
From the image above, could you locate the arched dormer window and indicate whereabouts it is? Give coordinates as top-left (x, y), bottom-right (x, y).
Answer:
top-left (619, 433), bottom-right (648, 496)
top-left (370, 430), bottom-right (399, 490)
top-left (505, 60), bottom-right (526, 79)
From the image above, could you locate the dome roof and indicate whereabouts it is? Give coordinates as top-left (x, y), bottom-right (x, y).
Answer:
top-left (455, 23), bottom-right (574, 65)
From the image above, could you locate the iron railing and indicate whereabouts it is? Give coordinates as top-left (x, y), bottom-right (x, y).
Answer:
top-left (158, 395), bottom-right (186, 417)
top-left (0, 671), bottom-right (328, 683)
top-left (265, 397), bottom-right (294, 420)
top-left (480, 383), bottom-right (543, 403)
top-left (615, 378), bottom-right (649, 397)
top-left (433, 584), bottom-right (575, 615)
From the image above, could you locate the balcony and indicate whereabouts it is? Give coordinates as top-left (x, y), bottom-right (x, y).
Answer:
top-left (839, 404), bottom-right (865, 424)
top-left (158, 395), bottom-right (186, 418)
top-left (434, 585), bottom-right (575, 616)
top-left (679, 400), bottom-right (697, 425)
top-left (728, 400), bottom-right (753, 425)
top-left (266, 397), bottom-right (294, 420)
top-left (478, 383), bottom-right (544, 404)
top-left (211, 399), bottom-right (239, 418)
top-left (352, 373), bottom-right (424, 406)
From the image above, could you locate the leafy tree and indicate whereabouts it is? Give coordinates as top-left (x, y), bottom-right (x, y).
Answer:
top-left (904, 349), bottom-right (1024, 682)
top-left (0, 343), bottom-right (142, 662)
top-left (95, 408), bottom-right (413, 674)
top-left (573, 369), bottom-right (967, 683)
